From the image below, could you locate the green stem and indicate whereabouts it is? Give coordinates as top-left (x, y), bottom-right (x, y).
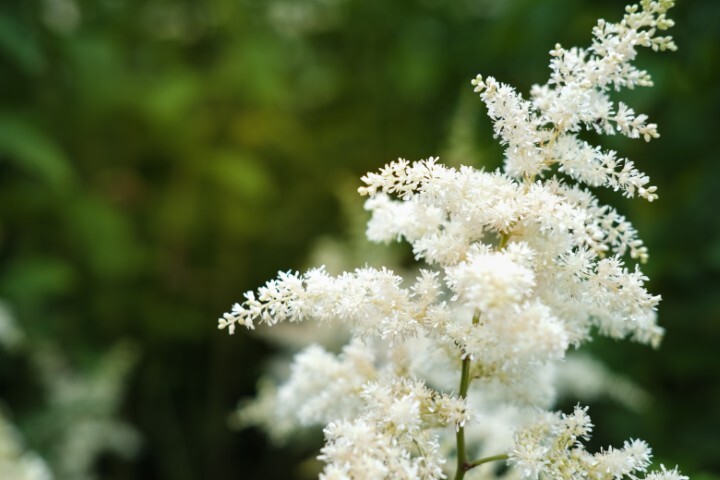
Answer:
top-left (498, 232), bottom-right (510, 250)
top-left (453, 313), bottom-right (480, 480)
top-left (453, 361), bottom-right (470, 480)
top-left (465, 453), bottom-right (509, 471)
top-left (454, 235), bottom-right (509, 480)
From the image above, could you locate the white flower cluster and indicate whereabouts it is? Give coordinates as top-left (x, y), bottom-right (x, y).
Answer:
top-left (273, 340), bottom-right (377, 427)
top-left (360, 157), bottom-right (661, 364)
top-left (221, 1), bottom-right (686, 479)
top-left (0, 413), bottom-right (53, 480)
top-left (510, 406), bottom-right (687, 480)
top-left (34, 344), bottom-right (141, 480)
top-left (219, 266), bottom-right (450, 342)
top-left (472, 0), bottom-right (675, 196)
top-left (319, 377), bottom-right (472, 480)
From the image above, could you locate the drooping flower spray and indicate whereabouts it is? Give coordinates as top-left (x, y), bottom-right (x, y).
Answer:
top-left (219, 1), bottom-right (686, 478)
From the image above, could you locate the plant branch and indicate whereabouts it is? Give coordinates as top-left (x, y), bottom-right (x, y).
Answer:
top-left (453, 312), bottom-right (481, 480)
top-left (465, 453), bottom-right (509, 471)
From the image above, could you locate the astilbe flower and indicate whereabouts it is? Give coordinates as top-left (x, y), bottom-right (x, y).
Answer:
top-left (0, 412), bottom-right (53, 480)
top-left (219, 1), bottom-right (687, 479)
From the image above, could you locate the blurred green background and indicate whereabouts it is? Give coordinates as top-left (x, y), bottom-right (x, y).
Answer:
top-left (0, 0), bottom-right (718, 478)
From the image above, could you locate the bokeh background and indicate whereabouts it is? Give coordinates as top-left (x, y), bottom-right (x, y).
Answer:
top-left (1, 0), bottom-right (718, 478)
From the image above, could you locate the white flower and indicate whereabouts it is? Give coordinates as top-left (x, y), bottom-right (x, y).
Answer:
top-left (0, 413), bottom-right (54, 480)
top-left (472, 0), bottom-right (675, 198)
top-left (319, 377), bottom-right (448, 480)
top-left (645, 465), bottom-right (689, 480)
top-left (445, 245), bottom-right (535, 312)
top-left (509, 407), bottom-right (682, 480)
top-left (221, 2), bottom-right (685, 480)
top-left (220, 266), bottom-right (444, 343)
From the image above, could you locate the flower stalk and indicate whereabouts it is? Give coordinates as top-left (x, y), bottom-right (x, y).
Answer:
top-left (453, 313), bottom-right (479, 480)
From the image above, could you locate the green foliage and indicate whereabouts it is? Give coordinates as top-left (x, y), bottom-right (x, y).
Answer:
top-left (0, 0), bottom-right (718, 478)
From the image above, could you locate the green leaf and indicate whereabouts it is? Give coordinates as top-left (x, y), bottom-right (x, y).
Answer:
top-left (205, 151), bottom-right (274, 202)
top-left (0, 256), bottom-right (76, 304)
top-left (64, 195), bottom-right (143, 279)
top-left (0, 115), bottom-right (74, 188)
top-left (0, 13), bottom-right (46, 75)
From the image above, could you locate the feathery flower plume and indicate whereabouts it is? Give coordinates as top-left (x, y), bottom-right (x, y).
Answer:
top-left (220, 2), bottom-right (685, 479)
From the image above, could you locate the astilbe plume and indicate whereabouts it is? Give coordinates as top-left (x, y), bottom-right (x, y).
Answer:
top-left (219, 1), bottom-right (687, 479)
